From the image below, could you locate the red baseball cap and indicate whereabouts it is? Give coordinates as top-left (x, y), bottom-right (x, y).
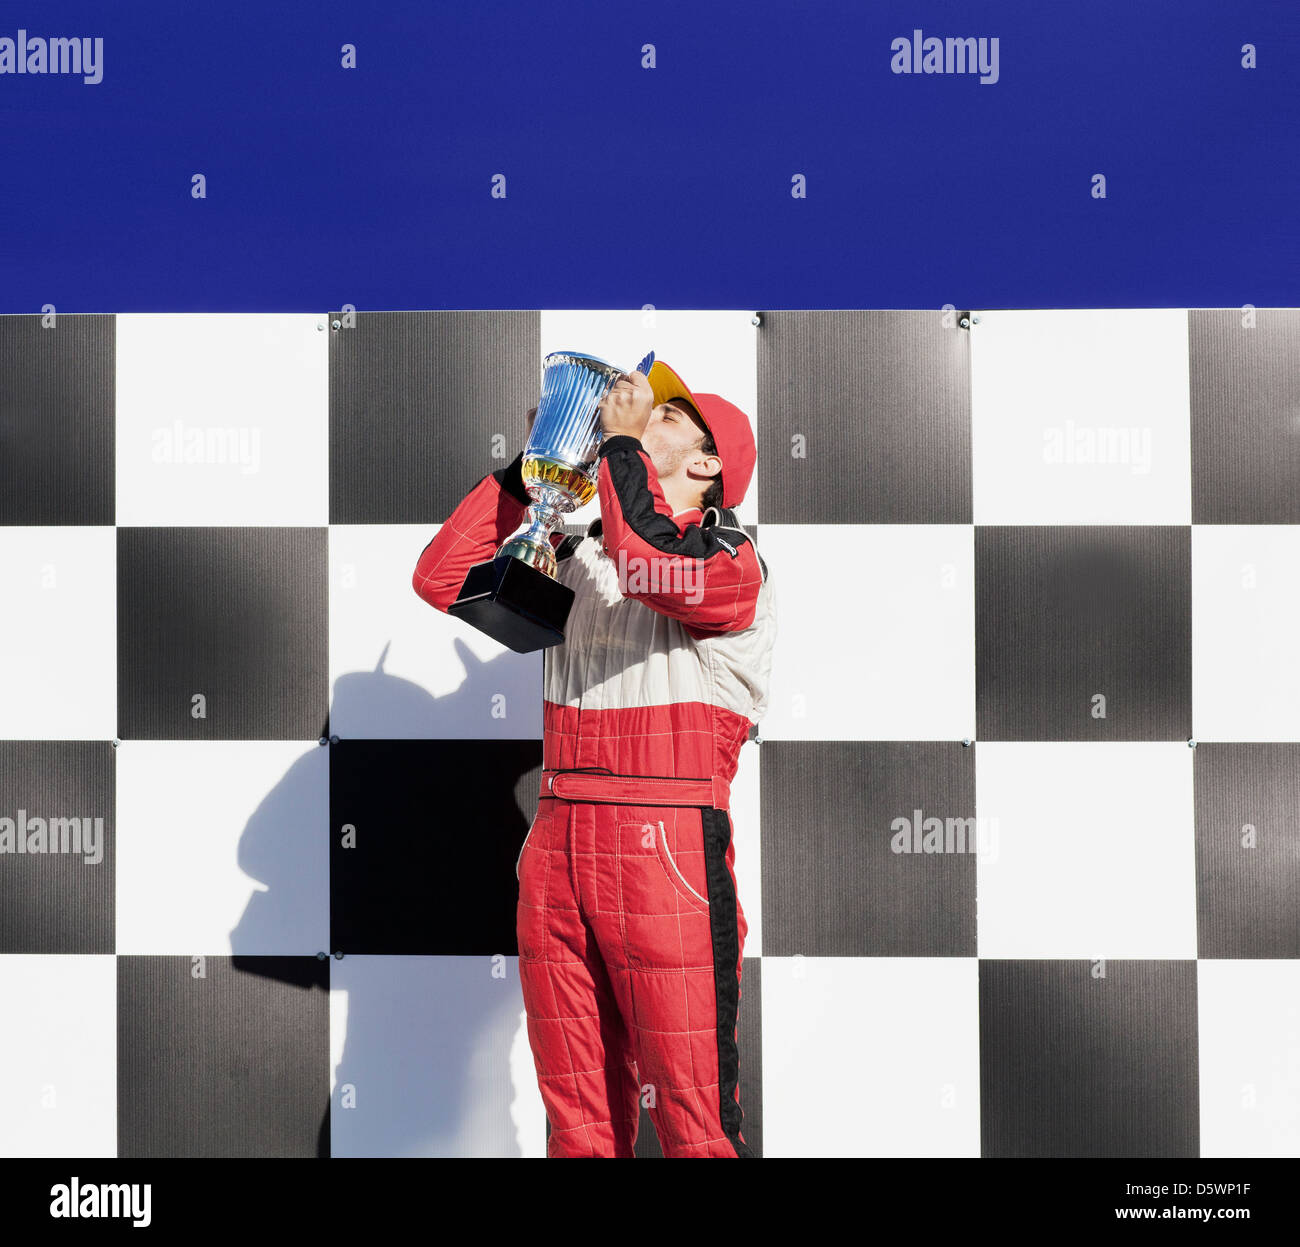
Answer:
top-left (646, 359), bottom-right (756, 511)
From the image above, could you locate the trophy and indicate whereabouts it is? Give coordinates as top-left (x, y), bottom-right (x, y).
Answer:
top-left (448, 348), bottom-right (655, 653)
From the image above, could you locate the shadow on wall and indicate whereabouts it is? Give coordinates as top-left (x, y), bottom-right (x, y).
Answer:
top-left (227, 638), bottom-right (542, 1158)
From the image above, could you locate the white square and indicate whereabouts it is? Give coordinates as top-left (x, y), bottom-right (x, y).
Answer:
top-left (0, 527), bottom-right (116, 740)
top-left (756, 524), bottom-right (975, 740)
top-left (540, 310), bottom-right (760, 526)
top-left (970, 309), bottom-right (1191, 524)
top-left (329, 955), bottom-right (541, 1157)
top-left (1192, 526), bottom-right (1300, 742)
top-left (115, 313), bottom-right (328, 526)
top-left (335, 524), bottom-right (543, 739)
top-left (115, 739), bottom-right (328, 954)
top-left (0, 955), bottom-right (117, 1157)
top-left (976, 742), bottom-right (1197, 958)
top-left (1198, 960), bottom-right (1300, 1158)
top-left (761, 957), bottom-right (981, 1157)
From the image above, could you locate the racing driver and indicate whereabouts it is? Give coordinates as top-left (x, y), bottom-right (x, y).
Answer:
top-left (411, 360), bottom-right (775, 1158)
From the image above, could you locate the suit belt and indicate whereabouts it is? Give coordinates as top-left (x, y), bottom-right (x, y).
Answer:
top-left (542, 767), bottom-right (731, 810)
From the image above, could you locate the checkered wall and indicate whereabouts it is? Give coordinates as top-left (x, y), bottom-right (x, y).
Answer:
top-left (1, 307), bottom-right (1297, 1158)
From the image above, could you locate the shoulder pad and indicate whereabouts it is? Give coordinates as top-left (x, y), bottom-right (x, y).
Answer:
top-left (704, 508), bottom-right (764, 578)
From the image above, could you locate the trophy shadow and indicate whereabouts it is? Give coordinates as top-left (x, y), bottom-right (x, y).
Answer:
top-left (228, 639), bottom-right (541, 1158)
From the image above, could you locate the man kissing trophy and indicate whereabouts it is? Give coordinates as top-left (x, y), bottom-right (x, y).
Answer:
top-left (414, 342), bottom-right (773, 1157)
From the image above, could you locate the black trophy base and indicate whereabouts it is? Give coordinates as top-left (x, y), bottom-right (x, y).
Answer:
top-left (447, 555), bottom-right (575, 653)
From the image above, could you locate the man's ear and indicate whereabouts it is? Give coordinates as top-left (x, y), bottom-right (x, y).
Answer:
top-left (691, 452), bottom-right (722, 480)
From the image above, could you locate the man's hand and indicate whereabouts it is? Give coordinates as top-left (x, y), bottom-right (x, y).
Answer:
top-left (598, 369), bottom-right (654, 441)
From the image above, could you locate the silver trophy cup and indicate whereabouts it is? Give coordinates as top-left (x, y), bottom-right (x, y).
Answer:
top-left (448, 348), bottom-right (653, 652)
top-left (496, 350), bottom-right (629, 577)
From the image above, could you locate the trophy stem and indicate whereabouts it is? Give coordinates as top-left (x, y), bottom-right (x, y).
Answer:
top-left (497, 497), bottom-right (566, 578)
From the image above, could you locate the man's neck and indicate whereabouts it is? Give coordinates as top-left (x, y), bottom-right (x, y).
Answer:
top-left (663, 484), bottom-right (705, 518)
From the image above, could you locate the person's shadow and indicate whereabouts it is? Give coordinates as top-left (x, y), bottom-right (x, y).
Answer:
top-left (228, 638), bottom-right (543, 1157)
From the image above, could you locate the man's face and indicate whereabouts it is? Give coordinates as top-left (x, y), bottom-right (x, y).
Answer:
top-left (640, 400), bottom-right (714, 484)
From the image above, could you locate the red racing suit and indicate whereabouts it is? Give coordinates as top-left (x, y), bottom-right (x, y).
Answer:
top-left (412, 432), bottom-right (775, 1157)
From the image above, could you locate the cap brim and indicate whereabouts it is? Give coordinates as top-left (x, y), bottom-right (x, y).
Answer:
top-left (647, 359), bottom-right (705, 425)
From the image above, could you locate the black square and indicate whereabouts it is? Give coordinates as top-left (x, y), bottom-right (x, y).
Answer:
top-left (0, 314), bottom-right (114, 525)
top-left (330, 738), bottom-right (542, 954)
top-left (0, 741), bottom-right (115, 953)
top-left (1195, 742), bottom-right (1300, 958)
top-left (976, 525), bottom-right (1191, 740)
top-left (117, 955), bottom-right (330, 1157)
top-left (1191, 309), bottom-right (1300, 524)
top-left (760, 741), bottom-right (976, 956)
top-left (980, 960), bottom-right (1199, 1157)
top-left (328, 310), bottom-right (541, 524)
top-left (116, 527), bottom-right (328, 740)
top-left (757, 309), bottom-right (971, 525)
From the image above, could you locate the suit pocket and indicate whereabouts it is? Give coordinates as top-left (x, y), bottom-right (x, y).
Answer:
top-left (516, 813), bottom-right (553, 962)
top-left (651, 818), bottom-right (711, 913)
top-left (516, 813), bottom-right (547, 881)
